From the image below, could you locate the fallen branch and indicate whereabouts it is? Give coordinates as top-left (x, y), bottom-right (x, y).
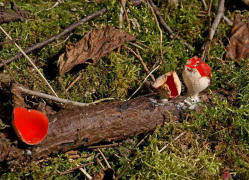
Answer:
top-left (0, 7), bottom-right (108, 68)
top-left (0, 95), bottom-right (185, 170)
top-left (201, 0), bottom-right (225, 61)
top-left (16, 85), bottom-right (114, 107)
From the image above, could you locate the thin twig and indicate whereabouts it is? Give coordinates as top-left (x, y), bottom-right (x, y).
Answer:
top-left (208, 0), bottom-right (213, 17)
top-left (209, 0), bottom-right (225, 41)
top-left (46, 0), bottom-right (63, 11)
top-left (0, 8), bottom-right (108, 68)
top-left (158, 131), bottom-right (186, 153)
top-left (127, 65), bottom-right (159, 101)
top-left (58, 162), bottom-right (94, 176)
top-left (201, 0), bottom-right (225, 61)
top-left (136, 48), bottom-right (156, 81)
top-left (202, 0), bottom-right (208, 10)
top-left (120, 0), bottom-right (130, 30)
top-left (53, 34), bottom-right (71, 47)
top-left (148, 0), bottom-right (194, 51)
top-left (148, 0), bottom-right (163, 61)
top-left (0, 58), bottom-right (18, 83)
top-left (115, 153), bottom-right (139, 180)
top-left (0, 38), bottom-right (20, 46)
top-left (98, 148), bottom-right (112, 169)
top-left (134, 133), bottom-right (149, 148)
top-left (79, 167), bottom-right (92, 180)
top-left (96, 156), bottom-right (105, 169)
top-left (128, 42), bottom-right (146, 51)
top-left (0, 25), bottom-right (58, 97)
top-left (88, 143), bottom-right (121, 149)
top-left (223, 15), bottom-right (233, 26)
top-left (125, 46), bottom-right (155, 81)
top-left (148, 0), bottom-right (173, 36)
top-left (134, 40), bottom-right (151, 50)
top-left (65, 72), bottom-right (83, 93)
top-left (17, 85), bottom-right (114, 107)
top-left (119, 0), bottom-right (126, 29)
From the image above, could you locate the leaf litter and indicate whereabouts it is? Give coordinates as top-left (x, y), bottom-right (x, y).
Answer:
top-left (226, 16), bottom-right (249, 61)
top-left (58, 26), bottom-right (135, 75)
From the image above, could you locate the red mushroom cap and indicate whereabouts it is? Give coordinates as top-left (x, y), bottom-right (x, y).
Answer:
top-left (12, 107), bottom-right (49, 145)
top-left (196, 62), bottom-right (211, 77)
top-left (185, 56), bottom-right (201, 68)
top-left (185, 56), bottom-right (211, 77)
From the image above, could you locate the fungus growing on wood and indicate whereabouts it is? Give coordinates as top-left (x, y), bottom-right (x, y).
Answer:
top-left (12, 107), bottom-right (49, 145)
top-left (152, 71), bottom-right (181, 99)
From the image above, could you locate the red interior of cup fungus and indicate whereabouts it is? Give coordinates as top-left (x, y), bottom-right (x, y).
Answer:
top-left (152, 71), bottom-right (181, 98)
top-left (165, 73), bottom-right (179, 98)
top-left (12, 107), bottom-right (49, 145)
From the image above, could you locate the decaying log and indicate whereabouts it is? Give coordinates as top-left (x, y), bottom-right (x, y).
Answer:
top-left (0, 95), bottom-right (185, 170)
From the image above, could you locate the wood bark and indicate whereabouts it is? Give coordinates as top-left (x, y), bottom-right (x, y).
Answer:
top-left (0, 95), bottom-right (185, 170)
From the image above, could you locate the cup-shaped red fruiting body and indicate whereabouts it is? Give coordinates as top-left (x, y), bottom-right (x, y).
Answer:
top-left (12, 107), bottom-right (49, 145)
top-left (152, 71), bottom-right (181, 99)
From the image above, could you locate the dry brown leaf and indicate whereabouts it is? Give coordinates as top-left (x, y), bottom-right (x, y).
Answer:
top-left (58, 26), bottom-right (135, 75)
top-left (226, 16), bottom-right (249, 61)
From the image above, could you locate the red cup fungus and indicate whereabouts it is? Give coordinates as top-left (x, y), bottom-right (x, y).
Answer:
top-left (152, 71), bottom-right (181, 99)
top-left (12, 107), bottom-right (49, 145)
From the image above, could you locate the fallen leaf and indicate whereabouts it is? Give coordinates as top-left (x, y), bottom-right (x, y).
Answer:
top-left (226, 16), bottom-right (249, 61)
top-left (58, 26), bottom-right (135, 75)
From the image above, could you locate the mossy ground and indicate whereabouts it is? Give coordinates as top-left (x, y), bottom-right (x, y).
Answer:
top-left (0, 0), bottom-right (249, 179)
